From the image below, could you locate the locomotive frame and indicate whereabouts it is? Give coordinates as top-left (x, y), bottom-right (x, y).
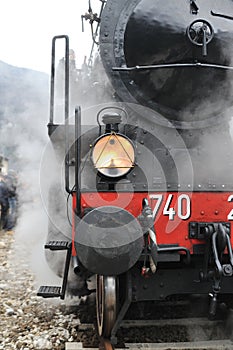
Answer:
top-left (38, 0), bottom-right (233, 343)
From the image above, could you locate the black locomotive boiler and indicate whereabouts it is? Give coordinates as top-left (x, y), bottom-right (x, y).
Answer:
top-left (38, 0), bottom-right (233, 342)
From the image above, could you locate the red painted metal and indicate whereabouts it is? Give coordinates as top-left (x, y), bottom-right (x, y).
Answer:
top-left (72, 191), bottom-right (233, 253)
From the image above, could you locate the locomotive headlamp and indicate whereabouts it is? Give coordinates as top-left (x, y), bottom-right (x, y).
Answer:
top-left (92, 133), bottom-right (135, 177)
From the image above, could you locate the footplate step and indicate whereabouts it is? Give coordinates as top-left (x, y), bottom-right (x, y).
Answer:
top-left (37, 240), bottom-right (72, 300)
top-left (45, 240), bottom-right (70, 250)
top-left (37, 285), bottom-right (62, 298)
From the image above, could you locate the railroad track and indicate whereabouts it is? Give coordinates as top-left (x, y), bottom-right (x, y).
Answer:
top-left (66, 340), bottom-right (233, 350)
top-left (65, 317), bottom-right (233, 350)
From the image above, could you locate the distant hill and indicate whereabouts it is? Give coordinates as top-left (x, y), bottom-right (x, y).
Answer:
top-left (0, 61), bottom-right (50, 169)
top-left (0, 60), bottom-right (49, 117)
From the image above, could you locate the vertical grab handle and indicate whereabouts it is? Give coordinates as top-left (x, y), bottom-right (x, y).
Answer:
top-left (49, 35), bottom-right (70, 125)
top-left (48, 35), bottom-right (71, 194)
top-left (75, 106), bottom-right (81, 216)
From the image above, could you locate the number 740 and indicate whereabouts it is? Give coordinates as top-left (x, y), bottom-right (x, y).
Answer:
top-left (149, 194), bottom-right (191, 221)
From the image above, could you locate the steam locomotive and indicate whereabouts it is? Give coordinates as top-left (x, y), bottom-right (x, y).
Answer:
top-left (38, 0), bottom-right (233, 342)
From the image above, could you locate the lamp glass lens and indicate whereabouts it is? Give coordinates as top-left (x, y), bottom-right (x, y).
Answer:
top-left (92, 134), bottom-right (135, 177)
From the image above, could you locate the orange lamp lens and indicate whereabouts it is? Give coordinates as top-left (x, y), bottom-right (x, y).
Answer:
top-left (92, 134), bottom-right (135, 177)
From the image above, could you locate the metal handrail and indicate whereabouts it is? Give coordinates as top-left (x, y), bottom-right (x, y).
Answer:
top-left (48, 35), bottom-right (71, 193)
top-left (75, 106), bottom-right (81, 216)
top-left (112, 61), bottom-right (233, 72)
top-left (49, 35), bottom-right (69, 125)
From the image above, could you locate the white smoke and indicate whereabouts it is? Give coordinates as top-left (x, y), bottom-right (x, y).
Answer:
top-left (0, 72), bottom-right (63, 288)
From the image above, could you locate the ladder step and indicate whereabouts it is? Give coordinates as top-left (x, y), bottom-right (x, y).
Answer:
top-left (37, 285), bottom-right (62, 298)
top-left (38, 241), bottom-right (72, 300)
top-left (45, 240), bottom-right (70, 250)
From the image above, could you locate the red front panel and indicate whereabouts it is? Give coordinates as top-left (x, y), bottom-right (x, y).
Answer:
top-left (76, 192), bottom-right (233, 253)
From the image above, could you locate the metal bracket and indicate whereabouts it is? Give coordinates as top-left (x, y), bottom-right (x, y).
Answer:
top-left (189, 222), bottom-right (230, 240)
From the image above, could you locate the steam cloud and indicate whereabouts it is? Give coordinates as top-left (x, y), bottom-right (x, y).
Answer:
top-left (0, 66), bottom-right (61, 287)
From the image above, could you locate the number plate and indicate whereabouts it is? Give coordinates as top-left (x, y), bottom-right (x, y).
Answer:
top-left (149, 194), bottom-right (191, 221)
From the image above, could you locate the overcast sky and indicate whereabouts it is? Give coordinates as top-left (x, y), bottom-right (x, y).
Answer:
top-left (0, 0), bottom-right (101, 73)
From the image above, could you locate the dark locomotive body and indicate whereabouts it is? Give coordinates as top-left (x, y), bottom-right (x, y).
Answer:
top-left (38, 0), bottom-right (233, 342)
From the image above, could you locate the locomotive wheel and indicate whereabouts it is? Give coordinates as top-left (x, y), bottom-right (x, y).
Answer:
top-left (96, 275), bottom-right (118, 338)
